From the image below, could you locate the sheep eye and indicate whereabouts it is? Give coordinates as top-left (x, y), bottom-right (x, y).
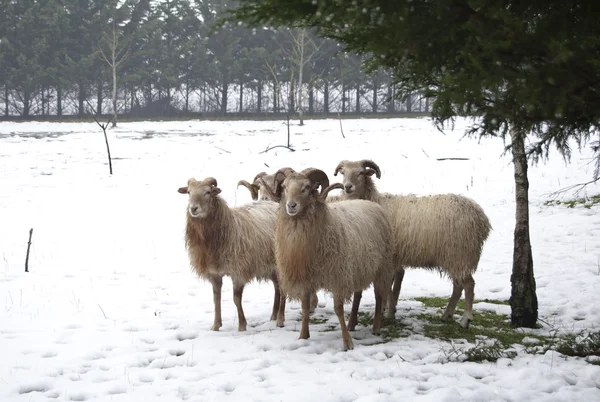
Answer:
top-left (205, 191), bottom-right (211, 196)
top-left (358, 171), bottom-right (364, 176)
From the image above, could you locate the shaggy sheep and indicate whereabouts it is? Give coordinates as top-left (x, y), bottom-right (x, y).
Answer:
top-left (237, 168), bottom-right (296, 202)
top-left (238, 168), bottom-right (320, 313)
top-left (177, 176), bottom-right (285, 331)
top-left (332, 159), bottom-right (492, 329)
top-left (264, 167), bottom-right (395, 351)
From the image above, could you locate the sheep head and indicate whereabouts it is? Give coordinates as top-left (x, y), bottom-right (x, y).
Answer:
top-left (333, 159), bottom-right (381, 198)
top-left (238, 169), bottom-right (297, 201)
top-left (273, 168), bottom-right (339, 217)
top-left (178, 177), bottom-right (222, 219)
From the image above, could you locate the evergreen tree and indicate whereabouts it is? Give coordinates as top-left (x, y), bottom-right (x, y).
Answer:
top-left (229, 0), bottom-right (600, 327)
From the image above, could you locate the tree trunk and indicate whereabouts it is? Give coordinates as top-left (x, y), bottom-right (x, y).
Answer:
top-left (372, 79), bottom-right (378, 113)
top-left (78, 83), bottom-right (86, 117)
top-left (425, 96), bottom-right (429, 112)
top-left (41, 86), bottom-right (46, 116)
top-left (112, 61), bottom-right (118, 127)
top-left (509, 129), bottom-right (538, 328)
top-left (289, 79), bottom-right (295, 115)
top-left (22, 91), bottom-right (30, 117)
top-left (257, 81), bottom-right (262, 113)
top-left (355, 83), bottom-right (360, 113)
top-left (406, 93), bottom-right (412, 113)
top-left (239, 81), bottom-right (243, 113)
top-left (324, 81), bottom-right (329, 114)
top-left (57, 87), bottom-right (62, 116)
top-left (221, 80), bottom-right (228, 116)
top-left (387, 84), bottom-right (394, 113)
top-left (185, 78), bottom-right (190, 114)
top-left (97, 81), bottom-right (103, 116)
top-left (273, 80), bottom-right (278, 112)
top-left (4, 84), bottom-right (8, 116)
top-left (308, 83), bottom-right (314, 114)
top-left (342, 84), bottom-right (346, 113)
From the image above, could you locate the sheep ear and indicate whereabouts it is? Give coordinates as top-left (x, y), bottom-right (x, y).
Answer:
top-left (212, 187), bottom-right (222, 195)
top-left (178, 186), bottom-right (189, 194)
top-left (365, 169), bottom-right (377, 177)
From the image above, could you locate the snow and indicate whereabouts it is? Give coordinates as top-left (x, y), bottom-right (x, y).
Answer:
top-left (1, 117), bottom-right (599, 401)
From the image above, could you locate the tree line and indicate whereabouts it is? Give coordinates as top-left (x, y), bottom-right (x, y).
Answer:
top-left (0, 0), bottom-right (428, 120)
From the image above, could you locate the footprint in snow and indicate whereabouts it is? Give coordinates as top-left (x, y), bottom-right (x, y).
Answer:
top-left (67, 391), bottom-right (89, 401)
top-left (175, 330), bottom-right (198, 341)
top-left (41, 350), bottom-right (58, 358)
top-left (169, 348), bottom-right (186, 357)
top-left (17, 381), bottom-right (52, 394)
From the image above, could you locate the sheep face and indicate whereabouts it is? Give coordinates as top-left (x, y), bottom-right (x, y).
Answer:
top-left (333, 160), bottom-right (381, 197)
top-left (178, 177), bottom-right (222, 219)
top-left (279, 174), bottom-right (320, 217)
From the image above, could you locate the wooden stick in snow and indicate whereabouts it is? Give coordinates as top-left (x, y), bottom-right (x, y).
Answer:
top-left (25, 228), bottom-right (33, 273)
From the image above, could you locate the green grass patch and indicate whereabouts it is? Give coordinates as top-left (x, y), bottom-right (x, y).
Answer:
top-left (308, 316), bottom-right (329, 325)
top-left (544, 194), bottom-right (600, 209)
top-left (554, 331), bottom-right (600, 364)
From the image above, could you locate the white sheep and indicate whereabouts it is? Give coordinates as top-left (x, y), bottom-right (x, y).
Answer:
top-left (177, 176), bottom-right (285, 331)
top-left (332, 159), bottom-right (492, 329)
top-left (264, 167), bottom-right (395, 351)
top-left (237, 168), bottom-right (320, 313)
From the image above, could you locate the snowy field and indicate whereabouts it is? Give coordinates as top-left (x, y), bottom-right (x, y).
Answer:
top-left (1, 117), bottom-right (599, 401)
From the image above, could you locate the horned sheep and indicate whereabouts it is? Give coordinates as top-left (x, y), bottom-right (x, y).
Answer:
top-left (332, 160), bottom-right (492, 329)
top-left (178, 176), bottom-right (285, 331)
top-left (264, 168), bottom-right (395, 351)
top-left (237, 168), bottom-right (320, 313)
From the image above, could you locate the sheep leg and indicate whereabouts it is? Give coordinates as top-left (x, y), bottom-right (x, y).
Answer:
top-left (208, 274), bottom-right (223, 331)
top-left (299, 290), bottom-right (311, 340)
top-left (387, 268), bottom-right (405, 318)
top-left (232, 281), bottom-right (247, 332)
top-left (334, 295), bottom-right (354, 351)
top-left (310, 292), bottom-right (319, 313)
top-left (372, 288), bottom-right (383, 336)
top-left (441, 279), bottom-right (464, 323)
top-left (459, 276), bottom-right (475, 329)
top-left (276, 292), bottom-right (286, 328)
top-left (347, 291), bottom-right (362, 331)
top-left (270, 272), bottom-right (281, 321)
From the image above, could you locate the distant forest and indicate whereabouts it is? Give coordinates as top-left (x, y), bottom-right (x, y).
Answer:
top-left (0, 0), bottom-right (434, 120)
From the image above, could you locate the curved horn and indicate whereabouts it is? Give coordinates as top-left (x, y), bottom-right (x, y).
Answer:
top-left (319, 183), bottom-right (344, 201)
top-left (254, 176), bottom-right (276, 200)
top-left (252, 171), bottom-right (268, 184)
top-left (333, 160), bottom-right (347, 176)
top-left (237, 180), bottom-right (260, 200)
top-left (301, 168), bottom-right (329, 193)
top-left (361, 160), bottom-right (381, 179)
top-left (275, 167), bottom-right (296, 179)
top-left (203, 177), bottom-right (218, 187)
top-left (271, 169), bottom-right (290, 201)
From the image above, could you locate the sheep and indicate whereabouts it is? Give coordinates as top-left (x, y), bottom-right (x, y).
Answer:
top-left (332, 159), bottom-right (492, 329)
top-left (237, 168), bottom-right (320, 313)
top-left (177, 176), bottom-right (286, 331)
top-left (263, 167), bottom-right (395, 351)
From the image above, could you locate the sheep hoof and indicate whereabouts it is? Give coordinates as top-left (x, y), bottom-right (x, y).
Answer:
top-left (210, 324), bottom-right (221, 331)
top-left (440, 313), bottom-right (452, 323)
top-left (276, 320), bottom-right (285, 328)
top-left (270, 314), bottom-right (277, 321)
top-left (343, 340), bottom-right (355, 351)
top-left (238, 324), bottom-right (247, 332)
top-left (460, 316), bottom-right (472, 329)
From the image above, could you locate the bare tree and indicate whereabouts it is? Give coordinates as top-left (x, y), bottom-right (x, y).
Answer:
top-left (260, 62), bottom-right (295, 153)
top-left (280, 28), bottom-right (322, 125)
top-left (99, 21), bottom-right (129, 128)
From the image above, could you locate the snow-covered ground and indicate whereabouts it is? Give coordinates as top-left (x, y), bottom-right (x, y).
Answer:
top-left (1, 117), bottom-right (599, 401)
